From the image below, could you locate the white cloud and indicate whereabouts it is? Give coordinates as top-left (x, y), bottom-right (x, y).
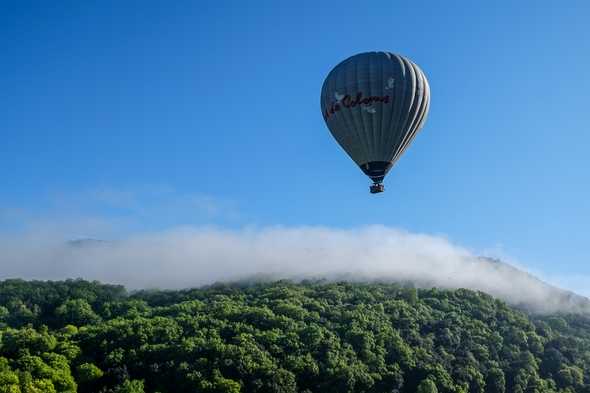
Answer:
top-left (0, 224), bottom-right (588, 314)
top-left (1, 188), bottom-right (588, 314)
top-left (543, 274), bottom-right (590, 298)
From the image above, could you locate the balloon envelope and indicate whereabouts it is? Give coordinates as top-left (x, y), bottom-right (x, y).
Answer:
top-left (321, 52), bottom-right (430, 191)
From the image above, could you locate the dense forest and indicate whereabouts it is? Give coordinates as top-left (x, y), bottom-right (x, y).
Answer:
top-left (0, 279), bottom-right (589, 392)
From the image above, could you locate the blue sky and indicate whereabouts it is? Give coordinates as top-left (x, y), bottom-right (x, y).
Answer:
top-left (1, 1), bottom-right (589, 289)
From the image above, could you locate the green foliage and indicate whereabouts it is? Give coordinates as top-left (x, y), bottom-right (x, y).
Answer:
top-left (417, 378), bottom-right (438, 393)
top-left (112, 379), bottom-right (145, 393)
top-left (76, 363), bottom-right (103, 383)
top-left (55, 299), bottom-right (101, 327)
top-left (0, 279), bottom-right (589, 392)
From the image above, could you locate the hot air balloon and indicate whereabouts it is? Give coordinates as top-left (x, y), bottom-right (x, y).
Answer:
top-left (321, 52), bottom-right (430, 193)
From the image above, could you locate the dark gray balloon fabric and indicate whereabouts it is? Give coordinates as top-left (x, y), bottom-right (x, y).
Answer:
top-left (321, 52), bottom-right (430, 183)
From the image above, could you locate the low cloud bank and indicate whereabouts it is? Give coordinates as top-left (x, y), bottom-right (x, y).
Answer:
top-left (0, 225), bottom-right (587, 314)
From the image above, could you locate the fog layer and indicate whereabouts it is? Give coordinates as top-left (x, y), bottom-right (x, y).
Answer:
top-left (1, 225), bottom-right (587, 313)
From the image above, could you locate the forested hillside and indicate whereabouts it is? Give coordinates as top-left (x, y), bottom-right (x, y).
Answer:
top-left (0, 279), bottom-right (589, 393)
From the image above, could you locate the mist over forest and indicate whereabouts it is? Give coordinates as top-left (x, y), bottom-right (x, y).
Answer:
top-left (1, 226), bottom-right (587, 315)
